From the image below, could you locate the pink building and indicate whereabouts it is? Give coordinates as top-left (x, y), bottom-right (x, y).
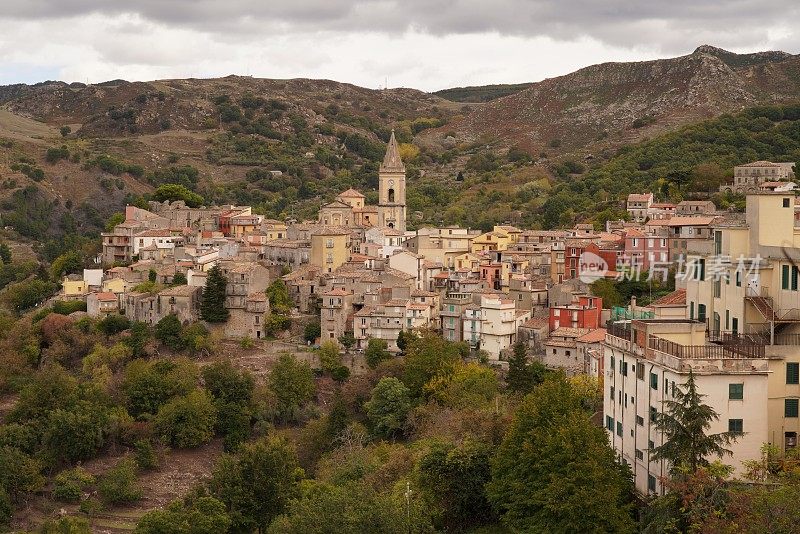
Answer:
top-left (623, 229), bottom-right (669, 278)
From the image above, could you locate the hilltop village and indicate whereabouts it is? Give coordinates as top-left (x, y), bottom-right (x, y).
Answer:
top-left (63, 130), bottom-right (800, 497)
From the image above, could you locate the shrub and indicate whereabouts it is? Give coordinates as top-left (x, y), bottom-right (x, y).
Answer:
top-left (134, 439), bottom-right (158, 470)
top-left (98, 457), bottom-right (143, 505)
top-left (153, 389), bottom-right (217, 448)
top-left (52, 467), bottom-right (95, 503)
top-left (60, 126), bottom-right (72, 137)
top-left (97, 314), bottom-right (130, 335)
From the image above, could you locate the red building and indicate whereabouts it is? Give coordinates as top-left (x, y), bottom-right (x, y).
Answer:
top-left (622, 229), bottom-right (669, 278)
top-left (549, 295), bottom-right (603, 331)
top-left (564, 241), bottom-right (622, 280)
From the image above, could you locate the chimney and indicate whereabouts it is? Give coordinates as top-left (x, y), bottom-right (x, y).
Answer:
top-left (630, 295), bottom-right (637, 312)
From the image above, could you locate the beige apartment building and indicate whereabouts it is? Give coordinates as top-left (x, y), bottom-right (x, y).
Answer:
top-left (604, 319), bottom-right (773, 496)
top-left (608, 192), bottom-right (800, 495)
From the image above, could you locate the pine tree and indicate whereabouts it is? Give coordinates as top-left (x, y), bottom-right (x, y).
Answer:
top-left (201, 265), bottom-right (229, 323)
top-left (651, 370), bottom-right (737, 473)
top-left (506, 341), bottom-right (546, 394)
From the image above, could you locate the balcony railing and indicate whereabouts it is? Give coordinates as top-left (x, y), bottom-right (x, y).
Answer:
top-left (649, 335), bottom-right (765, 359)
top-left (606, 321), bottom-right (632, 341)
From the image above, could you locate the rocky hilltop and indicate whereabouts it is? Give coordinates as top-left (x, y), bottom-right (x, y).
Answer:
top-left (435, 45), bottom-right (800, 155)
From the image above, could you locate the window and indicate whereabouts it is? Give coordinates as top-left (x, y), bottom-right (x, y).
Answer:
top-left (610, 386), bottom-right (615, 400)
top-left (636, 449), bottom-right (644, 460)
top-left (728, 419), bottom-right (743, 433)
top-left (689, 302), bottom-right (695, 320)
top-left (786, 399), bottom-right (799, 418)
top-left (650, 372), bottom-right (658, 390)
top-left (732, 318), bottom-right (738, 334)
top-left (637, 364), bottom-right (645, 380)
top-left (616, 422), bottom-right (623, 437)
top-left (636, 415), bottom-right (644, 426)
top-left (650, 406), bottom-right (658, 422)
top-left (697, 304), bottom-right (707, 322)
top-left (649, 440), bottom-right (655, 450)
top-left (783, 265), bottom-right (791, 290)
top-left (648, 475), bottom-right (656, 493)
top-left (794, 267), bottom-right (799, 291)
top-left (784, 197), bottom-right (791, 208)
top-left (735, 270), bottom-right (741, 287)
top-left (714, 230), bottom-right (722, 255)
top-left (729, 383), bottom-right (744, 400)
top-left (620, 361), bottom-right (628, 376)
top-left (788, 363), bottom-right (800, 385)
top-left (606, 416), bottom-right (614, 431)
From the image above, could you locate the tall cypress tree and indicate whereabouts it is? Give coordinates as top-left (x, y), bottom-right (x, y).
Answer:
top-left (201, 265), bottom-right (229, 322)
top-left (651, 370), bottom-right (737, 473)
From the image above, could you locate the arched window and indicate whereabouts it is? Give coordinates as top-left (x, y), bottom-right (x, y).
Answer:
top-left (388, 222), bottom-right (394, 229)
top-left (388, 188), bottom-right (395, 202)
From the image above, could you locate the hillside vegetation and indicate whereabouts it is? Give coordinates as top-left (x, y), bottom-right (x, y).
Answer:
top-left (539, 102), bottom-right (800, 228)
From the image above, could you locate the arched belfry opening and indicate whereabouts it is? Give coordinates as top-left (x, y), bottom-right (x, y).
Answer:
top-left (388, 188), bottom-right (395, 202)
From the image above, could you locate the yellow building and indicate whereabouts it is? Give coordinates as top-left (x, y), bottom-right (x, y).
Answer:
top-left (470, 226), bottom-right (516, 253)
top-left (264, 219), bottom-right (288, 240)
top-left (310, 230), bottom-right (350, 273)
top-left (62, 276), bottom-right (89, 300)
top-left (102, 277), bottom-right (128, 296)
top-left (229, 214), bottom-right (262, 239)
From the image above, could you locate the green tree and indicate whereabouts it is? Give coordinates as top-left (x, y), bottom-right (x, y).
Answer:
top-left (268, 481), bottom-right (429, 533)
top-left (60, 125), bottom-right (72, 137)
top-left (155, 314), bottom-right (184, 350)
top-left (43, 400), bottom-right (112, 463)
top-left (317, 341), bottom-right (342, 373)
top-left (200, 266), bottom-right (229, 322)
top-left (364, 377), bottom-right (411, 438)
top-left (417, 440), bottom-right (495, 531)
top-left (97, 314), bottom-right (130, 335)
top-left (154, 389), bottom-right (217, 448)
top-left (121, 358), bottom-right (199, 418)
top-left (364, 338), bottom-right (390, 369)
top-left (651, 370), bottom-right (738, 473)
top-left (135, 495), bottom-right (232, 534)
top-left (203, 361), bottom-right (255, 451)
top-left (265, 279), bottom-right (292, 312)
top-left (51, 250), bottom-right (83, 279)
top-left (303, 320), bottom-right (321, 343)
top-left (487, 376), bottom-right (636, 533)
top-left (124, 321), bottom-right (150, 357)
top-left (98, 457), bottom-right (143, 505)
top-left (268, 354), bottom-right (315, 423)
top-left (338, 331), bottom-right (356, 353)
top-left (0, 243), bottom-right (11, 264)
top-left (0, 445), bottom-right (45, 500)
top-left (152, 184), bottom-right (205, 208)
top-left (424, 362), bottom-right (498, 408)
top-left (264, 313), bottom-right (291, 338)
top-left (148, 269), bottom-right (157, 283)
top-left (402, 331), bottom-right (460, 396)
top-left (208, 437), bottom-right (304, 533)
top-left (4, 278), bottom-right (57, 312)
top-left (396, 330), bottom-right (417, 354)
top-left (172, 272), bottom-right (187, 286)
top-left (506, 341), bottom-right (547, 394)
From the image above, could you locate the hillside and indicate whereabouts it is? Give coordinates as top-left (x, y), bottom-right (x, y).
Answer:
top-left (538, 103), bottom-right (800, 229)
top-left (0, 76), bottom-right (459, 258)
top-left (436, 45), bottom-right (800, 156)
top-left (3, 45), bottom-right (800, 254)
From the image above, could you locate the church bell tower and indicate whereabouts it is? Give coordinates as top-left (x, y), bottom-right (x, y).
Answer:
top-left (377, 130), bottom-right (406, 232)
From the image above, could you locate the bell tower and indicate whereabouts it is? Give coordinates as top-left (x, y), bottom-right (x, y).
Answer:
top-left (377, 130), bottom-right (406, 231)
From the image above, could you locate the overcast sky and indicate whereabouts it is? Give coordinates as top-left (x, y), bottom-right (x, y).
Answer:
top-left (1, 1), bottom-right (799, 91)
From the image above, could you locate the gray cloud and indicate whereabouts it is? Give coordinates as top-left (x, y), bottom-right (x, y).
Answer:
top-left (2, 1), bottom-right (799, 53)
